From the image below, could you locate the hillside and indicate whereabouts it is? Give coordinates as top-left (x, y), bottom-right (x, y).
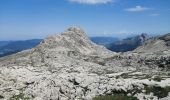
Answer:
top-left (135, 33), bottom-right (170, 54)
top-left (107, 33), bottom-right (149, 52)
top-left (0, 27), bottom-right (170, 100)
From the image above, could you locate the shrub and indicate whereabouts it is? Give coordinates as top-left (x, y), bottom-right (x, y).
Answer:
top-left (94, 60), bottom-right (106, 66)
top-left (0, 95), bottom-right (4, 99)
top-left (153, 76), bottom-right (162, 82)
top-left (11, 93), bottom-right (30, 100)
top-left (93, 94), bottom-right (138, 100)
top-left (144, 85), bottom-right (170, 98)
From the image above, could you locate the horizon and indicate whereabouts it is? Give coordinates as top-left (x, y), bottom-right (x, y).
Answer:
top-left (0, 31), bottom-right (164, 41)
top-left (0, 0), bottom-right (170, 40)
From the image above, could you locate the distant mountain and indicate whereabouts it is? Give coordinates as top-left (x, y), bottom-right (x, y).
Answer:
top-left (0, 37), bottom-right (119, 57)
top-left (0, 39), bottom-right (42, 57)
top-left (0, 34), bottom-right (149, 57)
top-left (135, 33), bottom-right (170, 53)
top-left (107, 33), bottom-right (149, 52)
top-left (90, 37), bottom-right (119, 46)
top-left (0, 41), bottom-right (11, 48)
top-left (159, 33), bottom-right (170, 46)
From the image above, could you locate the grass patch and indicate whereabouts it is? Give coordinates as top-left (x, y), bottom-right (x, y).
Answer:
top-left (119, 73), bottom-right (145, 79)
top-left (10, 88), bottom-right (30, 100)
top-left (93, 94), bottom-right (138, 100)
top-left (119, 73), bottom-right (153, 80)
top-left (144, 85), bottom-right (170, 98)
top-left (10, 92), bottom-right (30, 100)
top-left (104, 55), bottom-right (123, 61)
top-left (93, 87), bottom-right (141, 100)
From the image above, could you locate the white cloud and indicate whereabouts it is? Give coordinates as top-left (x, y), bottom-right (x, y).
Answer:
top-left (69, 0), bottom-right (114, 4)
top-left (125, 6), bottom-right (150, 12)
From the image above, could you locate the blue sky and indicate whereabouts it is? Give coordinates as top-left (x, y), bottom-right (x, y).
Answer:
top-left (0, 0), bottom-right (170, 40)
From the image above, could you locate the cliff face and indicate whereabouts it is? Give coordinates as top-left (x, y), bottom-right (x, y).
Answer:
top-left (107, 33), bottom-right (150, 52)
top-left (135, 33), bottom-right (170, 54)
top-left (0, 27), bottom-right (170, 100)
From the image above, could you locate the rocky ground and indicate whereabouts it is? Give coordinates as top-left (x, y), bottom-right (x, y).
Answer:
top-left (0, 27), bottom-right (170, 100)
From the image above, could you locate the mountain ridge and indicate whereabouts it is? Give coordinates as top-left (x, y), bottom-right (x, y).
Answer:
top-left (0, 39), bottom-right (42, 57)
top-left (107, 33), bottom-right (150, 52)
top-left (0, 27), bottom-right (170, 100)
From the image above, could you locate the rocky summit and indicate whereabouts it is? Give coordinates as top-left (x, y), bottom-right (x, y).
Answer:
top-left (0, 27), bottom-right (170, 100)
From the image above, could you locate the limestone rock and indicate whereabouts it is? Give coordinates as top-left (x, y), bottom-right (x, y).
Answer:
top-left (0, 27), bottom-right (170, 100)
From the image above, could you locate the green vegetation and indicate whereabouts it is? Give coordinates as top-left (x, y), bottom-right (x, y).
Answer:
top-left (0, 95), bottom-right (4, 99)
top-left (10, 92), bottom-right (30, 100)
top-left (144, 74), bottom-right (152, 79)
top-left (120, 73), bottom-right (129, 79)
top-left (119, 72), bottom-right (151, 80)
top-left (93, 86), bottom-right (141, 100)
top-left (104, 55), bottom-right (123, 61)
top-left (156, 57), bottom-right (170, 70)
top-left (153, 76), bottom-right (162, 82)
top-left (119, 72), bottom-right (163, 81)
top-left (67, 51), bottom-right (78, 57)
top-left (167, 64), bottom-right (170, 70)
top-left (94, 60), bottom-right (106, 66)
top-left (91, 71), bottom-right (103, 76)
top-left (93, 94), bottom-right (138, 100)
top-left (93, 84), bottom-right (170, 100)
top-left (10, 88), bottom-right (30, 100)
top-left (144, 85), bottom-right (170, 98)
top-left (97, 61), bottom-right (105, 66)
top-left (104, 70), bottom-right (115, 74)
top-left (93, 55), bottom-right (124, 66)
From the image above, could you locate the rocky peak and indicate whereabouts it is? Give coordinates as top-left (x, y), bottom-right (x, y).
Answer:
top-left (159, 33), bottom-right (170, 46)
top-left (37, 26), bottom-right (111, 56)
top-left (135, 33), bottom-right (170, 53)
top-left (62, 26), bottom-right (89, 41)
top-left (67, 27), bottom-right (85, 35)
top-left (138, 33), bottom-right (149, 43)
top-left (60, 26), bottom-right (87, 38)
top-left (140, 33), bottom-right (148, 40)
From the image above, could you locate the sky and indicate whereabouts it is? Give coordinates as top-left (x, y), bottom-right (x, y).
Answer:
top-left (0, 0), bottom-right (170, 40)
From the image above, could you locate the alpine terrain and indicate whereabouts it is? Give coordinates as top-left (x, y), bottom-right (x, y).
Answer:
top-left (107, 33), bottom-right (149, 52)
top-left (0, 27), bottom-right (170, 100)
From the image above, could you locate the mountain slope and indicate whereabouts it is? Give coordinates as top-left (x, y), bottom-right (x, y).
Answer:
top-left (0, 27), bottom-right (170, 100)
top-left (107, 33), bottom-right (149, 52)
top-left (0, 37), bottom-right (118, 57)
top-left (135, 33), bottom-right (170, 54)
top-left (38, 27), bottom-right (112, 56)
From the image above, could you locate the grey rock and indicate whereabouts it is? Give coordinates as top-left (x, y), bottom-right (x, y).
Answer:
top-left (0, 27), bottom-right (170, 100)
